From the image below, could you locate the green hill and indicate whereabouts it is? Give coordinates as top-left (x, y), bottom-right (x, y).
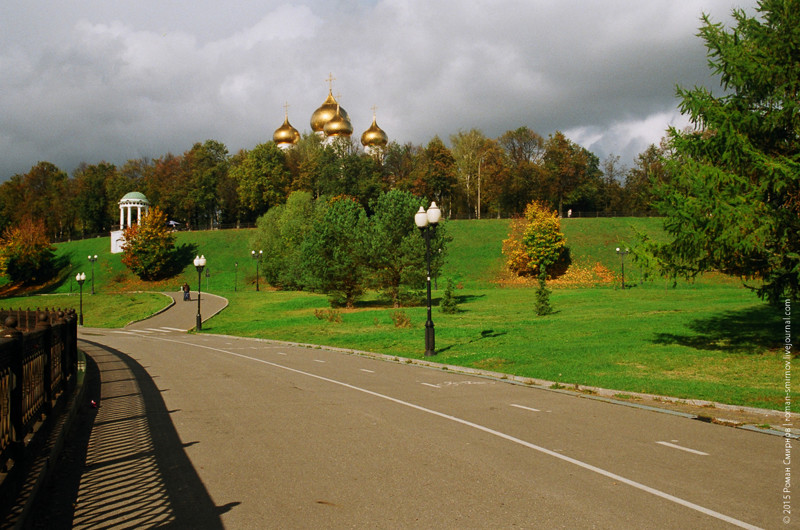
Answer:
top-left (42, 217), bottom-right (669, 295)
top-left (3, 217), bottom-right (786, 414)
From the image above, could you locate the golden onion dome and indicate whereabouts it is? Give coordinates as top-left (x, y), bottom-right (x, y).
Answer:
top-left (323, 105), bottom-right (353, 137)
top-left (361, 117), bottom-right (388, 147)
top-left (273, 115), bottom-right (300, 145)
top-left (311, 91), bottom-right (349, 133)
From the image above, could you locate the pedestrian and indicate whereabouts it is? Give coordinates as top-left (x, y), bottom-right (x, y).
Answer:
top-left (182, 282), bottom-right (190, 301)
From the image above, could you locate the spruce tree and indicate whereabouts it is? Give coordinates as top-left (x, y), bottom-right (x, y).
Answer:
top-left (654, 0), bottom-right (800, 302)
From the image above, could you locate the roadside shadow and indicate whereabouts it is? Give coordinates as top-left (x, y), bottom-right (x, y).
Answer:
top-left (436, 329), bottom-right (507, 354)
top-left (32, 340), bottom-right (238, 528)
top-left (650, 304), bottom-right (776, 354)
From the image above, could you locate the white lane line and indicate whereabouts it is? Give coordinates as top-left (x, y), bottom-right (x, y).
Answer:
top-left (160, 327), bottom-right (186, 332)
top-left (656, 441), bottom-right (709, 456)
top-left (142, 336), bottom-right (761, 530)
top-left (277, 352), bottom-right (288, 356)
top-left (511, 403), bottom-right (540, 413)
top-left (421, 383), bottom-right (440, 389)
top-left (110, 331), bottom-right (138, 335)
top-left (145, 328), bottom-right (171, 333)
top-left (360, 369), bottom-right (375, 373)
top-left (314, 359), bottom-right (326, 363)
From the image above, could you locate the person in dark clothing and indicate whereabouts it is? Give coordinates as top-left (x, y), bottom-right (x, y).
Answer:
top-left (182, 282), bottom-right (190, 301)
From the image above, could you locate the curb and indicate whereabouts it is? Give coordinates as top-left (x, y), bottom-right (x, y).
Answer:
top-left (202, 332), bottom-right (799, 440)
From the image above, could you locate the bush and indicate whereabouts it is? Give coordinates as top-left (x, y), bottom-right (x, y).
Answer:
top-left (121, 206), bottom-right (177, 281)
top-left (440, 277), bottom-right (459, 314)
top-left (502, 201), bottom-right (570, 278)
top-left (0, 218), bottom-right (56, 284)
top-left (390, 310), bottom-right (412, 328)
top-left (535, 269), bottom-right (553, 316)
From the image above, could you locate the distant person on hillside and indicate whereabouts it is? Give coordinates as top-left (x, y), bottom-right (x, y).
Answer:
top-left (182, 282), bottom-right (190, 301)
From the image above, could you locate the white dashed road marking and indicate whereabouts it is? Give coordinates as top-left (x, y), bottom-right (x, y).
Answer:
top-left (656, 441), bottom-right (709, 456)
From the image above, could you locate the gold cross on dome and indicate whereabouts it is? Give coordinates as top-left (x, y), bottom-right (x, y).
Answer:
top-left (371, 104), bottom-right (378, 119)
top-left (283, 101), bottom-right (290, 118)
top-left (326, 73), bottom-right (336, 91)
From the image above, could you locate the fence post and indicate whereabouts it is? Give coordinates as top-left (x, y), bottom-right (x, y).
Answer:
top-left (2, 317), bottom-right (24, 459)
top-left (35, 312), bottom-right (53, 413)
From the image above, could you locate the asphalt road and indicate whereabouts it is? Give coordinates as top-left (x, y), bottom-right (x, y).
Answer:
top-left (40, 293), bottom-right (783, 528)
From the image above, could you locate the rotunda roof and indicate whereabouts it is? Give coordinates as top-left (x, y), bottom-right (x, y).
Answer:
top-left (120, 192), bottom-right (150, 203)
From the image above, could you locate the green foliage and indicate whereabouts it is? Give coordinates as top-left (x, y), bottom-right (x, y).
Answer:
top-left (503, 201), bottom-right (569, 277)
top-left (535, 269), bottom-right (553, 316)
top-left (439, 277), bottom-right (459, 314)
top-left (121, 206), bottom-right (177, 281)
top-left (302, 196), bottom-right (371, 308)
top-left (654, 0), bottom-right (800, 303)
top-left (369, 190), bottom-right (428, 306)
top-left (252, 191), bottom-right (320, 290)
top-left (0, 218), bottom-right (56, 284)
top-left (230, 142), bottom-right (291, 219)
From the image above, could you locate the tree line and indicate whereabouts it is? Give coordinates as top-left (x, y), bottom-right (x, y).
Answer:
top-left (0, 128), bottom-right (668, 242)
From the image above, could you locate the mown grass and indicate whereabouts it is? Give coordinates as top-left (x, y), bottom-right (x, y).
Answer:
top-left (205, 282), bottom-right (789, 412)
top-left (2, 217), bottom-right (789, 412)
top-left (0, 292), bottom-right (170, 328)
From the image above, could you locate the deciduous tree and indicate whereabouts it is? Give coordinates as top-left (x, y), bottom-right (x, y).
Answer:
top-left (0, 217), bottom-right (56, 285)
top-left (121, 206), bottom-right (177, 281)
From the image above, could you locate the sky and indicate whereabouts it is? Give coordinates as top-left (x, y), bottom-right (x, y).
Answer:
top-left (1, 0), bottom-right (757, 180)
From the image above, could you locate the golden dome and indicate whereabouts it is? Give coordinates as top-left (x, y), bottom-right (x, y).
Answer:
top-left (361, 116), bottom-right (388, 147)
top-left (323, 104), bottom-right (353, 137)
top-left (273, 115), bottom-right (300, 145)
top-left (311, 91), bottom-right (349, 133)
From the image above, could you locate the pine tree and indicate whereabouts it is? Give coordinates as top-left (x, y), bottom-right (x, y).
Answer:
top-left (654, 0), bottom-right (800, 302)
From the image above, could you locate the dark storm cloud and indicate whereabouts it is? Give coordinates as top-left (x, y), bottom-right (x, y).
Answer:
top-left (0, 0), bottom-right (754, 179)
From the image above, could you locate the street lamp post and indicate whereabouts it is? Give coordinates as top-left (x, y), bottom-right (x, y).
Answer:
top-left (76, 272), bottom-right (86, 325)
top-left (414, 202), bottom-right (442, 357)
top-left (234, 262), bottom-right (238, 292)
top-left (616, 247), bottom-right (629, 289)
top-left (87, 255), bottom-right (98, 294)
top-left (251, 250), bottom-right (263, 291)
top-left (194, 255), bottom-right (206, 330)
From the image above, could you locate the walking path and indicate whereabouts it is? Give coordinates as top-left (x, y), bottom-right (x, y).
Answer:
top-left (6, 291), bottom-right (229, 529)
top-left (6, 290), bottom-right (785, 528)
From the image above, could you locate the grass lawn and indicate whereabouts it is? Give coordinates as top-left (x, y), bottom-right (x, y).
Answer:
top-left (2, 218), bottom-right (790, 412)
top-left (205, 281), bottom-right (790, 412)
top-left (0, 292), bottom-right (171, 328)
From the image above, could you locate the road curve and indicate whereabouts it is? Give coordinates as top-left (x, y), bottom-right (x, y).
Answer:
top-left (33, 293), bottom-right (781, 528)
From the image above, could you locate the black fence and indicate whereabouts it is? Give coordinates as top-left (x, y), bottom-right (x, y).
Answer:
top-left (0, 308), bottom-right (79, 496)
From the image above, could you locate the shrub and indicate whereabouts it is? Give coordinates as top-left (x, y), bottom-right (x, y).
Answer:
top-left (313, 308), bottom-right (342, 323)
top-left (121, 206), bottom-right (177, 281)
top-left (440, 277), bottom-right (459, 314)
top-left (502, 201), bottom-right (569, 278)
top-left (0, 218), bottom-right (55, 285)
top-left (535, 269), bottom-right (553, 316)
top-left (390, 310), bottom-right (412, 328)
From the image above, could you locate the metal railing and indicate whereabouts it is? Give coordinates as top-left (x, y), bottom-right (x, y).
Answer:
top-left (0, 308), bottom-right (78, 477)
